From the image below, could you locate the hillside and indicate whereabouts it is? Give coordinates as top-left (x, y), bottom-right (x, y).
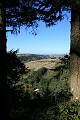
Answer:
top-left (17, 53), bottom-right (50, 62)
top-left (9, 52), bottom-right (77, 120)
top-left (24, 58), bottom-right (62, 71)
top-left (17, 53), bottom-right (65, 62)
top-left (22, 55), bottom-right (70, 96)
top-left (17, 53), bottom-right (66, 71)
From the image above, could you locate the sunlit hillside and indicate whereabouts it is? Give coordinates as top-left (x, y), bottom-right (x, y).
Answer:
top-left (24, 58), bottom-right (62, 71)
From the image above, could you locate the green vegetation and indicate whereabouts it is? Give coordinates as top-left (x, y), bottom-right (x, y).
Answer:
top-left (18, 54), bottom-right (50, 62)
top-left (7, 52), bottom-right (80, 120)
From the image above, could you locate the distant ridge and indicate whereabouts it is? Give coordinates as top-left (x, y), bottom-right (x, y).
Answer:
top-left (17, 53), bottom-right (65, 58)
top-left (49, 54), bottom-right (65, 58)
top-left (17, 53), bottom-right (66, 63)
top-left (17, 53), bottom-right (32, 57)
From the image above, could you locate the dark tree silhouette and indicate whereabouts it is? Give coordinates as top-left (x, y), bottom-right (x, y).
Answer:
top-left (7, 50), bottom-right (26, 120)
top-left (0, 1), bottom-right (37, 119)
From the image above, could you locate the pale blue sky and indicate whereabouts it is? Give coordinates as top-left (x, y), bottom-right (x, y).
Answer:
top-left (7, 13), bottom-right (70, 55)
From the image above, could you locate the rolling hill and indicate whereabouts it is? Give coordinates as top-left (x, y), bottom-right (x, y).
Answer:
top-left (24, 58), bottom-right (62, 71)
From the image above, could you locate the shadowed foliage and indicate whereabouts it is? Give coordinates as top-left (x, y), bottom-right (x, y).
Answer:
top-left (0, 0), bottom-right (80, 119)
top-left (6, 52), bottom-right (80, 120)
top-left (6, 50), bottom-right (26, 119)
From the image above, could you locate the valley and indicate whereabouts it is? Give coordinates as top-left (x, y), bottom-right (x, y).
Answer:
top-left (24, 58), bottom-right (62, 71)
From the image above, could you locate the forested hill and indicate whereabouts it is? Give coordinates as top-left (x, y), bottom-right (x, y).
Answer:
top-left (17, 53), bottom-right (65, 62)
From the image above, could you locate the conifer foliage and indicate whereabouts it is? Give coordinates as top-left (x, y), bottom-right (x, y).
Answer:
top-left (0, 0), bottom-right (80, 119)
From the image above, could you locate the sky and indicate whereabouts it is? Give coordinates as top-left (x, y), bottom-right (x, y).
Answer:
top-left (7, 13), bottom-right (70, 55)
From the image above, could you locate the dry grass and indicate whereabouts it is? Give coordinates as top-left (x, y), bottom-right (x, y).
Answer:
top-left (24, 58), bottom-right (62, 71)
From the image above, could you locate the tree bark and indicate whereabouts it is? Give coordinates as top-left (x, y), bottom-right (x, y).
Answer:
top-left (70, 5), bottom-right (80, 100)
top-left (0, 2), bottom-right (9, 119)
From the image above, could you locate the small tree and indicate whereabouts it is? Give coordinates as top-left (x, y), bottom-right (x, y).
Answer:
top-left (7, 50), bottom-right (26, 120)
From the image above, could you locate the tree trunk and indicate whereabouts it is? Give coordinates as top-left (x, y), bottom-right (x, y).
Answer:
top-left (0, 2), bottom-right (9, 119)
top-left (70, 5), bottom-right (80, 100)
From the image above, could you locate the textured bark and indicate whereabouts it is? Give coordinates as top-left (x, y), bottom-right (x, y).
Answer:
top-left (0, 2), bottom-right (9, 119)
top-left (70, 5), bottom-right (80, 100)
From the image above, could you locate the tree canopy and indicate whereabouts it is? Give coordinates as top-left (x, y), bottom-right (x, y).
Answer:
top-left (5, 0), bottom-right (38, 33)
top-left (5, 0), bottom-right (80, 32)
